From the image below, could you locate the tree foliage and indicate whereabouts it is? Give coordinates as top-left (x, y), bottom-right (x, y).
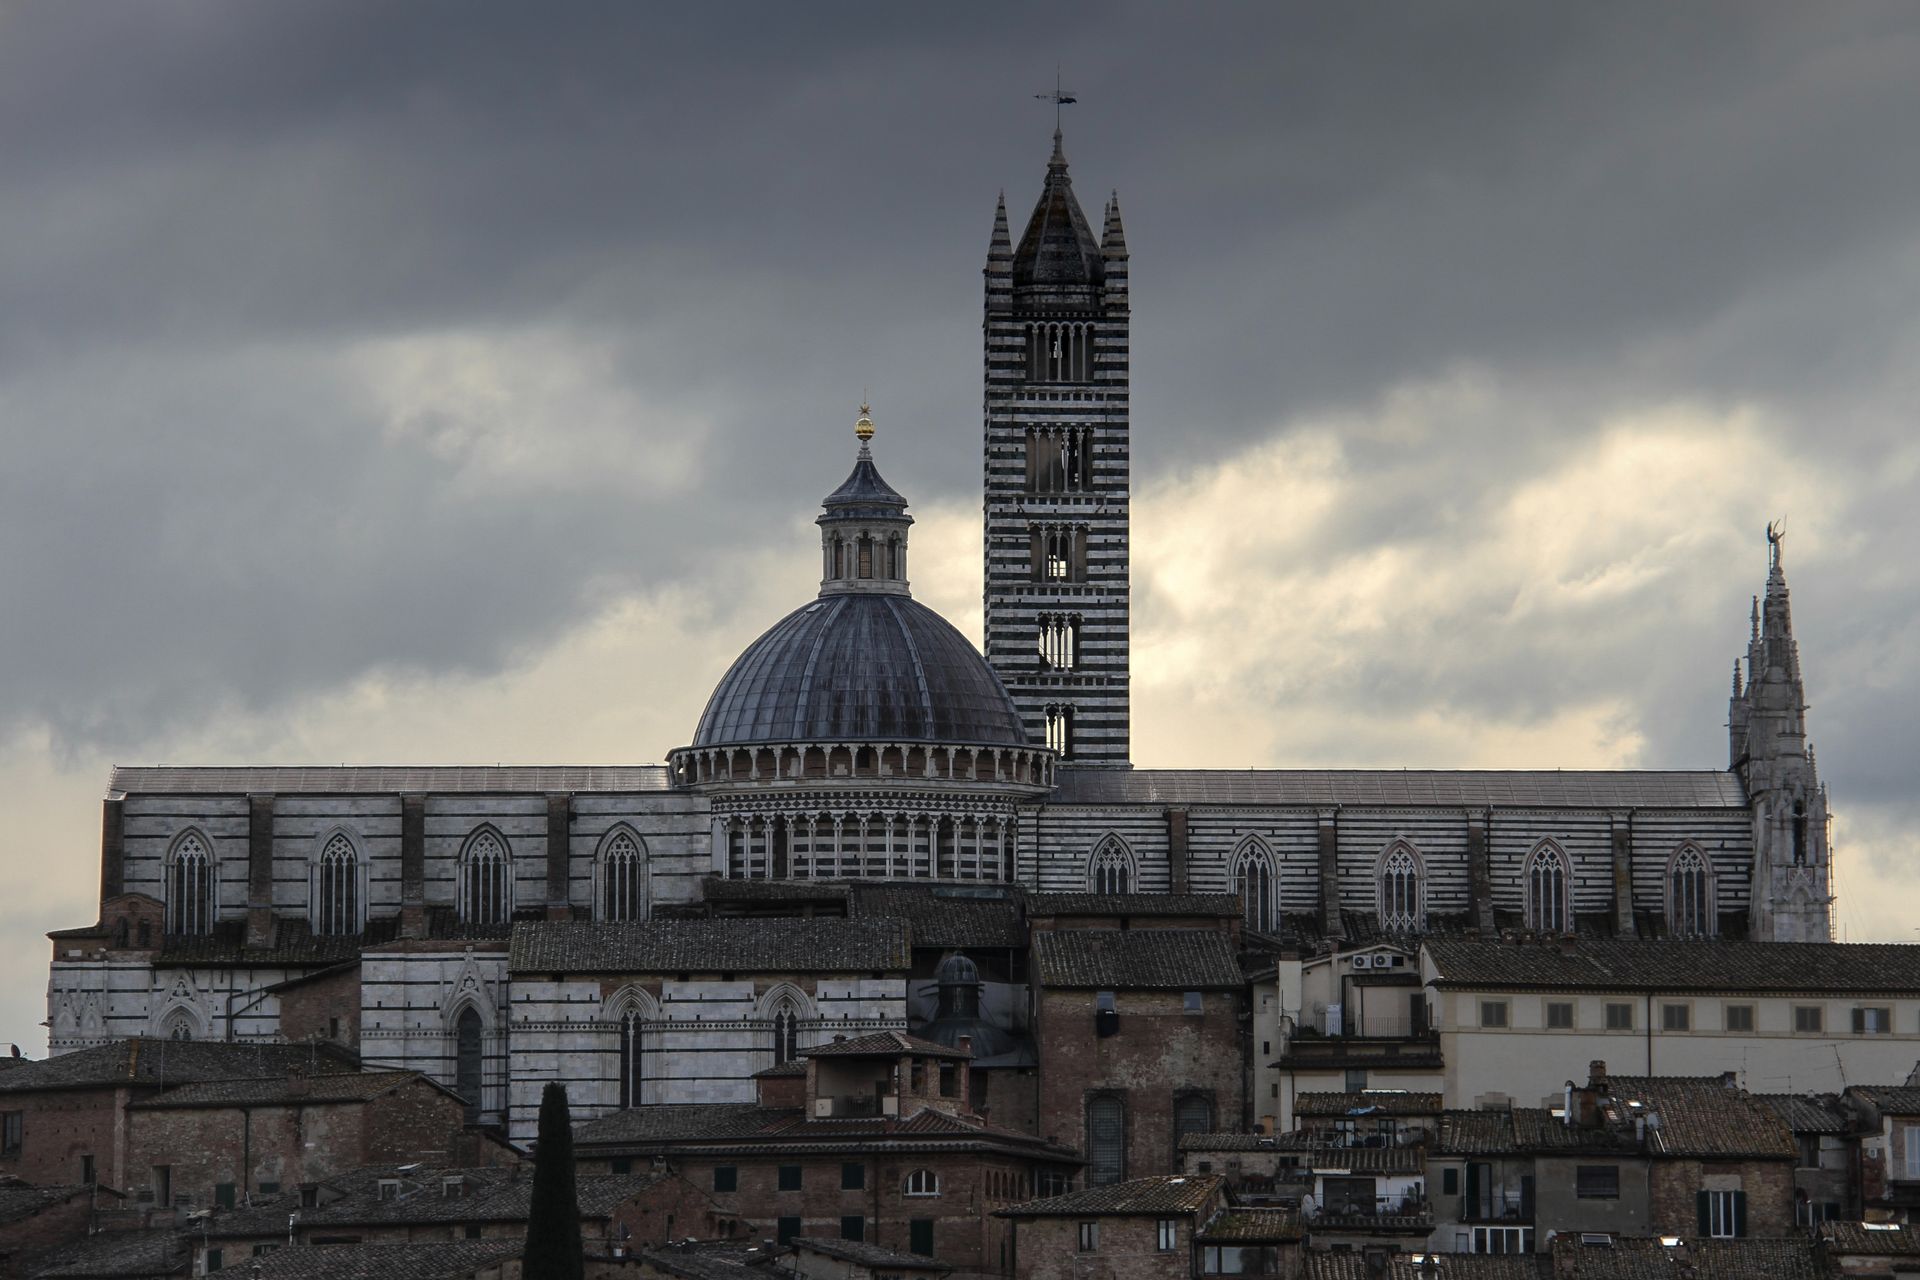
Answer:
top-left (524, 1080), bottom-right (585, 1280)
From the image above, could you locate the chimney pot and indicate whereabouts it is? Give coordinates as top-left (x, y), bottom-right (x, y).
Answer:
top-left (1588, 1060), bottom-right (1608, 1089)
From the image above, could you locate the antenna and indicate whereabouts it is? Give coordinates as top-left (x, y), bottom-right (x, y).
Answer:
top-left (1034, 69), bottom-right (1078, 131)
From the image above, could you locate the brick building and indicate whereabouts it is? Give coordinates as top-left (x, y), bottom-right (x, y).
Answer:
top-left (0, 1039), bottom-right (360, 1194)
top-left (0, 1181), bottom-right (124, 1275)
top-left (1844, 1084), bottom-right (1920, 1218)
top-left (998, 1175), bottom-right (1230, 1280)
top-left (1029, 920), bottom-right (1245, 1185)
top-left (576, 1031), bottom-right (1079, 1277)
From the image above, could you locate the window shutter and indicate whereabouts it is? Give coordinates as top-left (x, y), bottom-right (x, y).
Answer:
top-left (1853, 1008), bottom-right (1865, 1034)
top-left (1466, 1163), bottom-right (1481, 1215)
top-left (1697, 1190), bottom-right (1711, 1235)
top-left (1733, 1190), bottom-right (1747, 1238)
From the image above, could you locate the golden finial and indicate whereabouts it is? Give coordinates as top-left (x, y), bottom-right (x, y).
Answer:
top-left (855, 402), bottom-right (875, 443)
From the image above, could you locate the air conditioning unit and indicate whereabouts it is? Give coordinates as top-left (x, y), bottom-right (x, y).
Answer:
top-left (1352, 955), bottom-right (1372, 970)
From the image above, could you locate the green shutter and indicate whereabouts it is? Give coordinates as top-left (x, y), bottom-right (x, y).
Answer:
top-left (1465, 1163), bottom-right (1482, 1217)
top-left (1733, 1190), bottom-right (1748, 1238)
top-left (1697, 1190), bottom-right (1711, 1235)
top-left (911, 1219), bottom-right (935, 1256)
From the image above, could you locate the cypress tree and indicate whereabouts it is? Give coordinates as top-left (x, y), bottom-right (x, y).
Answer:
top-left (524, 1080), bottom-right (585, 1280)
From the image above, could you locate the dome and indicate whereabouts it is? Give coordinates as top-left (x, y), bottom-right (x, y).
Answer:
top-left (692, 592), bottom-right (1030, 749)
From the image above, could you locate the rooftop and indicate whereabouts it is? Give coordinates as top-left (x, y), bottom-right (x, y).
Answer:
top-left (792, 1237), bottom-right (951, 1272)
top-left (108, 764), bottom-right (672, 795)
top-left (1194, 1207), bottom-right (1304, 1242)
top-left (1032, 928), bottom-right (1242, 989)
top-left (800, 1030), bottom-right (970, 1060)
top-left (1822, 1220), bottom-right (1920, 1256)
top-left (0, 1038), bottom-right (359, 1094)
top-left (1295, 1091), bottom-right (1442, 1118)
top-left (1545, 1234), bottom-right (1822, 1279)
top-left (573, 1102), bottom-right (1073, 1159)
top-left (509, 917), bottom-right (911, 974)
top-left (642, 1241), bottom-right (792, 1280)
top-left (128, 1070), bottom-right (436, 1109)
top-left (1425, 936), bottom-right (1920, 994)
top-left (245, 1241), bottom-right (523, 1280)
top-left (21, 1227), bottom-right (187, 1278)
top-left (1304, 1254), bottom-right (1540, 1279)
top-left (1051, 767), bottom-right (1745, 809)
top-left (1000, 1173), bottom-right (1222, 1218)
top-left (1027, 892), bottom-right (1241, 918)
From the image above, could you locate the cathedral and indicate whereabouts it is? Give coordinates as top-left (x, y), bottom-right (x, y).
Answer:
top-left (43, 127), bottom-right (1832, 1145)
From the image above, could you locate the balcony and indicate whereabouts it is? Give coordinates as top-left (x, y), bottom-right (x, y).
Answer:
top-left (1308, 1197), bottom-right (1435, 1235)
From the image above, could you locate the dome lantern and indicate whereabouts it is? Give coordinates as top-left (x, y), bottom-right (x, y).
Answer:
top-left (818, 402), bottom-right (913, 596)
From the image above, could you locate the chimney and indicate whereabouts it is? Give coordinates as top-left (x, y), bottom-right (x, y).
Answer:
top-left (285, 1072), bottom-right (311, 1098)
top-left (1719, 1070), bottom-right (1738, 1090)
top-left (1588, 1060), bottom-right (1609, 1092)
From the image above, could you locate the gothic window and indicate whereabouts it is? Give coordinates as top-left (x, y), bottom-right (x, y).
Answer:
top-left (315, 833), bottom-right (359, 936)
top-left (1232, 839), bottom-right (1277, 934)
top-left (1038, 615), bottom-right (1080, 669)
top-left (1173, 1094), bottom-right (1214, 1149)
top-left (771, 997), bottom-right (801, 1066)
top-left (455, 1007), bottom-right (483, 1123)
top-left (1086, 1095), bottom-right (1126, 1186)
top-left (1046, 705), bottom-right (1073, 757)
top-left (166, 831), bottom-right (214, 936)
top-left (460, 828), bottom-right (511, 926)
top-left (1668, 845), bottom-right (1714, 938)
top-left (1087, 837), bottom-right (1133, 895)
top-left (601, 829), bottom-right (646, 923)
top-left (1526, 843), bottom-right (1570, 934)
top-left (617, 1010), bottom-right (643, 1108)
top-left (1793, 800), bottom-right (1808, 865)
top-left (1378, 845), bottom-right (1424, 934)
top-left (162, 1011), bottom-right (195, 1041)
top-left (1030, 527), bottom-right (1085, 583)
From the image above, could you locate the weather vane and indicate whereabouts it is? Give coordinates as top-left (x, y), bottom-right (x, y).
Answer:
top-left (1034, 69), bottom-right (1077, 131)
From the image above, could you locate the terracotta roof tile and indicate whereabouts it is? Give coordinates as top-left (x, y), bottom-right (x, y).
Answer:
top-left (1545, 1234), bottom-right (1821, 1278)
top-left (800, 1031), bottom-right (968, 1060)
top-left (1027, 893), bottom-right (1240, 918)
top-left (1295, 1091), bottom-right (1441, 1117)
top-left (1032, 929), bottom-right (1242, 989)
top-left (509, 918), bottom-right (911, 974)
top-left (1000, 1173), bottom-right (1222, 1217)
top-left (1426, 937), bottom-right (1920, 994)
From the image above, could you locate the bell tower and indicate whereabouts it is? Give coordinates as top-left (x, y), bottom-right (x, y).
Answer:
top-left (1731, 525), bottom-right (1831, 941)
top-left (982, 128), bottom-right (1132, 766)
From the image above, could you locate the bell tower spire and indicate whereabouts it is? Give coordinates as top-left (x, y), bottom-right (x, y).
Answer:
top-left (982, 125), bottom-right (1131, 766)
top-left (1730, 522), bottom-right (1830, 941)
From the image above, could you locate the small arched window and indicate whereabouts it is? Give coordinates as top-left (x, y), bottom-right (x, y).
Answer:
top-left (602, 830), bottom-right (646, 923)
top-left (903, 1169), bottom-right (940, 1197)
top-left (316, 833), bottom-right (359, 936)
top-left (1526, 843), bottom-right (1569, 934)
top-left (1174, 1094), bottom-right (1214, 1148)
top-left (166, 832), bottom-right (214, 936)
top-left (771, 997), bottom-right (801, 1066)
top-left (1046, 705), bottom-right (1073, 758)
top-left (1232, 839), bottom-right (1277, 935)
top-left (1668, 845), bottom-right (1714, 938)
top-left (858, 536), bottom-right (874, 580)
top-left (1378, 845), bottom-right (1424, 933)
top-left (617, 1009), bottom-right (643, 1109)
top-left (460, 829), bottom-right (511, 926)
top-left (1087, 838), bottom-right (1132, 895)
top-left (455, 1006), bottom-right (484, 1123)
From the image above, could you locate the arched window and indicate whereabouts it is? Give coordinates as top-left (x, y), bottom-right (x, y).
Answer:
top-left (1038, 615), bottom-right (1079, 670)
top-left (602, 829), bottom-right (646, 923)
top-left (858, 536), bottom-right (874, 579)
top-left (162, 1011), bottom-right (195, 1041)
top-left (1087, 838), bottom-right (1132, 895)
top-left (1378, 845), bottom-right (1424, 933)
top-left (166, 831), bottom-right (214, 936)
top-left (455, 1006), bottom-right (484, 1123)
top-left (771, 997), bottom-right (801, 1066)
top-left (1174, 1094), bottom-right (1214, 1148)
top-left (1668, 845), bottom-right (1714, 938)
top-left (1046, 705), bottom-right (1073, 757)
top-left (617, 1009), bottom-right (643, 1109)
top-left (315, 833), bottom-right (359, 936)
top-left (460, 829), bottom-right (511, 926)
top-left (1086, 1095), bottom-right (1126, 1186)
top-left (1793, 799), bottom-right (1808, 865)
top-left (903, 1169), bottom-right (940, 1197)
top-left (1232, 839), bottom-right (1277, 934)
top-left (1526, 843), bottom-right (1569, 934)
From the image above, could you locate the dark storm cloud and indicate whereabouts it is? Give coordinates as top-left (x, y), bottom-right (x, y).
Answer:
top-left (0, 0), bottom-right (1916, 796)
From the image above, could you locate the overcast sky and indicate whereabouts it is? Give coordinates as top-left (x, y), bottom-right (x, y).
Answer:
top-left (3, 2), bottom-right (1918, 1053)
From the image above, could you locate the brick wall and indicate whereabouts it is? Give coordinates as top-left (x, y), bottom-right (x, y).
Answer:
top-left (0, 1088), bottom-right (124, 1190)
top-left (277, 965), bottom-right (363, 1052)
top-left (660, 1150), bottom-right (1035, 1274)
top-left (1647, 1157), bottom-right (1797, 1238)
top-left (1034, 988), bottom-right (1244, 1181)
top-left (1008, 1215), bottom-right (1192, 1280)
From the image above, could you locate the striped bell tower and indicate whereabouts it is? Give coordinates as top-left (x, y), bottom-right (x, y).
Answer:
top-left (983, 128), bottom-right (1131, 766)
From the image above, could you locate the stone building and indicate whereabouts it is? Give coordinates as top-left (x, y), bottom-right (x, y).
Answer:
top-left (43, 125), bottom-right (1840, 1157)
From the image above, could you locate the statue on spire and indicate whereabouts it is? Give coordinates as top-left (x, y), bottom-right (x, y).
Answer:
top-left (1767, 519), bottom-right (1784, 571)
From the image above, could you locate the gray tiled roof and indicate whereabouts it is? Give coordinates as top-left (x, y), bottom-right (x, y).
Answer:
top-left (1607, 1077), bottom-right (1796, 1159)
top-left (247, 1240), bottom-right (522, 1280)
top-left (0, 1039), bottom-right (359, 1094)
top-left (203, 1165), bottom-right (663, 1238)
top-left (1425, 937), bottom-right (1920, 994)
top-left (1823, 1221), bottom-right (1920, 1256)
top-left (1032, 928), bottom-right (1243, 989)
top-left (510, 918), bottom-right (911, 974)
top-left (1027, 893), bottom-right (1241, 918)
top-left (1434, 1109), bottom-right (1519, 1156)
top-left (23, 1227), bottom-right (188, 1277)
top-left (575, 1103), bottom-right (796, 1145)
top-left (1753, 1093), bottom-right (1850, 1134)
top-left (1546, 1234), bottom-right (1821, 1279)
top-left (1295, 1091), bottom-right (1441, 1117)
top-left (109, 765), bottom-right (672, 795)
top-left (800, 1031), bottom-right (969, 1060)
top-left (0, 1184), bottom-right (95, 1225)
top-left (128, 1070), bottom-right (431, 1109)
top-left (852, 884), bottom-right (1025, 949)
top-left (642, 1242), bottom-right (793, 1280)
top-left (576, 1103), bottom-right (1073, 1160)
top-left (1051, 768), bottom-right (1745, 808)
top-left (1846, 1085), bottom-right (1920, 1116)
top-left (793, 1238), bottom-right (951, 1271)
top-left (1194, 1208), bottom-right (1303, 1242)
top-left (1000, 1173), bottom-right (1222, 1217)
top-left (1306, 1255), bottom-right (1541, 1279)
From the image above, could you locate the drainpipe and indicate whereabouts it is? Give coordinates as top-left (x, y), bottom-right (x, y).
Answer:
top-left (1645, 993), bottom-right (1654, 1075)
